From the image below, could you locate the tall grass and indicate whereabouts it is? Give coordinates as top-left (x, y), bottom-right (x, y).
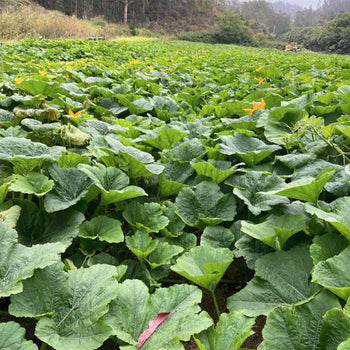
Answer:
top-left (0, 3), bottom-right (131, 40)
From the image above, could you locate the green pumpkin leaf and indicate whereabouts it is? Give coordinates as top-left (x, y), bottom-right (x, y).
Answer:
top-left (241, 214), bottom-right (307, 250)
top-left (227, 246), bottom-right (317, 316)
top-left (338, 338), bottom-right (350, 350)
top-left (225, 171), bottom-right (289, 216)
top-left (192, 160), bottom-right (238, 184)
top-left (0, 205), bottom-right (21, 228)
top-left (312, 246), bottom-right (350, 300)
top-left (142, 128), bottom-right (188, 150)
top-left (57, 152), bottom-right (89, 168)
top-left (219, 133), bottom-right (280, 167)
top-left (175, 181), bottom-right (236, 227)
top-left (317, 308), bottom-right (350, 350)
top-left (16, 202), bottom-right (84, 246)
top-left (171, 246), bottom-right (233, 291)
top-left (264, 167), bottom-right (335, 204)
top-left (123, 202), bottom-right (169, 233)
top-left (103, 279), bottom-right (213, 349)
top-left (305, 197), bottom-right (350, 241)
top-left (79, 216), bottom-right (124, 243)
top-left (201, 225), bottom-right (235, 249)
top-left (194, 311), bottom-right (255, 350)
top-left (0, 322), bottom-right (37, 350)
top-left (78, 164), bottom-right (147, 205)
top-left (10, 263), bottom-right (119, 350)
top-left (0, 222), bottom-right (65, 298)
top-left (0, 137), bottom-right (65, 171)
top-left (105, 136), bottom-right (164, 178)
top-left (44, 165), bottom-right (92, 212)
top-left (260, 290), bottom-right (340, 350)
top-left (148, 242), bottom-right (184, 269)
top-left (10, 172), bottom-right (54, 196)
top-left (310, 232), bottom-right (348, 265)
top-left (126, 230), bottom-right (159, 261)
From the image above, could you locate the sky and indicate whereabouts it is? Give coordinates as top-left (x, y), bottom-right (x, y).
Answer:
top-left (267, 0), bottom-right (323, 9)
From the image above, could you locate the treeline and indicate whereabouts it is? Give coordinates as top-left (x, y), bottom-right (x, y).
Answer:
top-left (31, 0), bottom-right (216, 29)
top-left (284, 12), bottom-right (350, 54)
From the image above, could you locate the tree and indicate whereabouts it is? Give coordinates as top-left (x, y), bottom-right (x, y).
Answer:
top-left (214, 10), bottom-right (253, 44)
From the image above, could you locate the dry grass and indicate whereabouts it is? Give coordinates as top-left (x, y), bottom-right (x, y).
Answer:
top-left (0, 3), bottom-right (137, 40)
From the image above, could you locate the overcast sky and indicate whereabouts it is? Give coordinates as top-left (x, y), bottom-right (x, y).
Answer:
top-left (267, 0), bottom-right (323, 9)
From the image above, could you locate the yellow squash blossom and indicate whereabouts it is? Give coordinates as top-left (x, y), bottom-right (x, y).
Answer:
top-left (149, 65), bottom-right (154, 71)
top-left (244, 99), bottom-right (266, 115)
top-left (67, 65), bottom-right (74, 70)
top-left (39, 70), bottom-right (47, 76)
top-left (15, 77), bottom-right (23, 84)
top-left (255, 77), bottom-right (265, 84)
top-left (68, 109), bottom-right (82, 118)
top-left (128, 59), bottom-right (140, 65)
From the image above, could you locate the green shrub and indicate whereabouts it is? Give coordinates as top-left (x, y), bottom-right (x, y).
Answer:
top-left (282, 13), bottom-right (350, 54)
top-left (319, 12), bottom-right (350, 54)
top-left (178, 30), bottom-right (216, 43)
top-left (214, 10), bottom-right (253, 45)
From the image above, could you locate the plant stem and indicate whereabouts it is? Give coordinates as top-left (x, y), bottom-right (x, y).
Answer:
top-left (311, 126), bottom-right (350, 164)
top-left (210, 290), bottom-right (220, 319)
top-left (0, 310), bottom-right (10, 317)
top-left (40, 343), bottom-right (48, 350)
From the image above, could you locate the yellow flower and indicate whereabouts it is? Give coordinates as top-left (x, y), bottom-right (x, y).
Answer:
top-left (15, 77), bottom-right (23, 84)
top-left (68, 109), bottom-right (82, 118)
top-left (65, 74), bottom-right (70, 79)
top-left (256, 66), bottom-right (264, 72)
top-left (128, 59), bottom-right (140, 65)
top-left (67, 65), bottom-right (74, 71)
top-left (244, 99), bottom-right (266, 115)
top-left (149, 65), bottom-right (154, 71)
top-left (254, 77), bottom-right (265, 84)
top-left (39, 70), bottom-right (47, 76)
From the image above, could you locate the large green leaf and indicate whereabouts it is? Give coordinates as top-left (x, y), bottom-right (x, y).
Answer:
top-left (219, 133), bottom-right (280, 167)
top-left (0, 222), bottom-right (65, 297)
top-left (305, 197), bottom-right (350, 241)
top-left (126, 230), bottom-right (159, 261)
top-left (227, 246), bottom-right (317, 316)
top-left (310, 232), bottom-right (348, 266)
top-left (148, 242), bottom-right (184, 269)
top-left (317, 308), bottom-right (350, 350)
top-left (0, 205), bottom-right (21, 228)
top-left (78, 164), bottom-right (147, 205)
top-left (225, 171), bottom-right (289, 216)
top-left (192, 160), bottom-right (238, 184)
top-left (0, 137), bottom-right (65, 171)
top-left (44, 164), bottom-right (92, 212)
top-left (174, 181), bottom-right (236, 227)
top-left (171, 246), bottom-right (233, 291)
top-left (194, 311), bottom-right (255, 350)
top-left (10, 263), bottom-right (120, 350)
top-left (241, 214), bottom-right (307, 250)
top-left (123, 202), bottom-right (169, 233)
top-left (201, 225), bottom-right (235, 249)
top-left (0, 322), bottom-right (37, 350)
top-left (105, 136), bottom-right (164, 178)
top-left (16, 202), bottom-right (84, 246)
top-left (9, 172), bottom-right (54, 196)
top-left (259, 290), bottom-right (341, 350)
top-left (103, 279), bottom-right (213, 349)
top-left (142, 128), bottom-right (188, 150)
top-left (312, 246), bottom-right (350, 300)
top-left (79, 216), bottom-right (124, 243)
top-left (265, 168), bottom-right (335, 204)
